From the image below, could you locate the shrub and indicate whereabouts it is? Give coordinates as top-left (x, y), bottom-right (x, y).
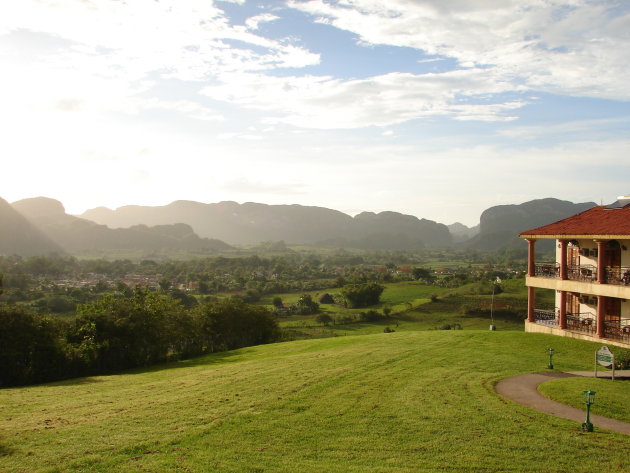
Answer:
top-left (611, 347), bottom-right (630, 369)
top-left (315, 313), bottom-right (333, 326)
top-left (438, 323), bottom-right (462, 330)
top-left (360, 310), bottom-right (382, 322)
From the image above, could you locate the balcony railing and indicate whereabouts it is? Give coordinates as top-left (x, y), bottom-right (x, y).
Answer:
top-left (567, 264), bottom-right (597, 282)
top-left (533, 263), bottom-right (630, 287)
top-left (604, 267), bottom-right (630, 286)
top-left (603, 319), bottom-right (630, 343)
top-left (533, 309), bottom-right (557, 326)
top-left (534, 263), bottom-right (558, 278)
top-left (566, 312), bottom-right (596, 335)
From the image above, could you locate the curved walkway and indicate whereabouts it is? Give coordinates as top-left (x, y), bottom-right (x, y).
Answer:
top-left (495, 372), bottom-right (630, 435)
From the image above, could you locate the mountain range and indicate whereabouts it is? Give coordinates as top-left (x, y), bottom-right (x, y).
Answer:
top-left (0, 196), bottom-right (597, 256)
top-left (81, 201), bottom-right (451, 248)
top-left (463, 197), bottom-right (596, 251)
top-left (6, 197), bottom-right (232, 256)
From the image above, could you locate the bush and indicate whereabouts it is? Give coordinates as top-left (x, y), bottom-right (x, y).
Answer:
top-left (611, 347), bottom-right (630, 369)
top-left (438, 323), bottom-right (462, 330)
top-left (359, 310), bottom-right (382, 322)
top-left (315, 313), bottom-right (333, 326)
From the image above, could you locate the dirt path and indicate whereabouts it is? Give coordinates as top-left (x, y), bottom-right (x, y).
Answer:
top-left (495, 371), bottom-right (630, 435)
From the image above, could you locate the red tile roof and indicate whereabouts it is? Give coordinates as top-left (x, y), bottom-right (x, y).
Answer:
top-left (520, 204), bottom-right (630, 238)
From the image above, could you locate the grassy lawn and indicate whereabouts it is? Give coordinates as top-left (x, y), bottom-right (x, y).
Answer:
top-left (1, 331), bottom-right (628, 473)
top-left (538, 376), bottom-right (630, 423)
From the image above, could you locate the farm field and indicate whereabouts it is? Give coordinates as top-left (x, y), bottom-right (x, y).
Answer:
top-left (1, 331), bottom-right (627, 473)
top-left (264, 279), bottom-right (543, 339)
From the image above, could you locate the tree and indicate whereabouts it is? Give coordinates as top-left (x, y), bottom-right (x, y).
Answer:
top-left (293, 294), bottom-right (319, 315)
top-left (74, 289), bottom-right (182, 372)
top-left (195, 298), bottom-right (280, 352)
top-left (0, 305), bottom-right (68, 386)
top-left (272, 296), bottom-right (284, 308)
top-left (116, 280), bottom-right (133, 297)
top-left (158, 278), bottom-right (171, 292)
top-left (198, 280), bottom-right (210, 294)
top-left (412, 267), bottom-right (434, 283)
top-left (340, 282), bottom-right (385, 308)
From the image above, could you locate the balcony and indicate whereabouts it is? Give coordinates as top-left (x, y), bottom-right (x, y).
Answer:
top-left (605, 267), bottom-right (630, 286)
top-left (603, 319), bottom-right (630, 344)
top-left (533, 264), bottom-right (630, 287)
top-left (534, 263), bottom-right (558, 278)
top-left (533, 309), bottom-right (557, 326)
top-left (534, 309), bottom-right (630, 343)
top-left (566, 312), bottom-right (596, 336)
top-left (567, 264), bottom-right (596, 282)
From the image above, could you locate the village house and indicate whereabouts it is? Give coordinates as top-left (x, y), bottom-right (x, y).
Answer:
top-left (519, 195), bottom-right (630, 348)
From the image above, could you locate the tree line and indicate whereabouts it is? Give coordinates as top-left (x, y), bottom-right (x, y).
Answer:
top-left (0, 288), bottom-right (280, 387)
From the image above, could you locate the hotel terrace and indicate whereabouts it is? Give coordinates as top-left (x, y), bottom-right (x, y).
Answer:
top-left (519, 195), bottom-right (630, 348)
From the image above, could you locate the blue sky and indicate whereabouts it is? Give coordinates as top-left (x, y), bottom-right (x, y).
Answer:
top-left (1, 0), bottom-right (629, 226)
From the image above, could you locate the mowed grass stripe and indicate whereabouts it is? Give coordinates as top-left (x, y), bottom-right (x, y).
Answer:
top-left (0, 331), bottom-right (628, 473)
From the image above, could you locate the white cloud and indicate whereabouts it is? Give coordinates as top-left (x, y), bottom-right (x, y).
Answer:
top-left (0, 0), bottom-right (319, 121)
top-left (288, 0), bottom-right (630, 101)
top-left (497, 117), bottom-right (630, 139)
top-left (201, 69), bottom-right (526, 128)
top-left (245, 13), bottom-right (280, 31)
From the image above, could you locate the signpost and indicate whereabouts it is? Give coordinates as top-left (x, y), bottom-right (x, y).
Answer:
top-left (595, 346), bottom-right (615, 380)
top-left (489, 277), bottom-right (501, 331)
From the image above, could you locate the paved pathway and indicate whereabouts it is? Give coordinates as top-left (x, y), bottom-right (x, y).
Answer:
top-left (495, 371), bottom-right (630, 435)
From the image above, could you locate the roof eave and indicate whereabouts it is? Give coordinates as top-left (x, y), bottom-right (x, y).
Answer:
top-left (519, 234), bottom-right (630, 240)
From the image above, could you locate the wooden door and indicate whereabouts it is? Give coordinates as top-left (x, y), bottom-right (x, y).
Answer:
top-left (568, 246), bottom-right (580, 266)
top-left (604, 241), bottom-right (622, 284)
top-left (604, 241), bottom-right (621, 268)
top-left (566, 293), bottom-right (579, 316)
top-left (605, 298), bottom-right (621, 323)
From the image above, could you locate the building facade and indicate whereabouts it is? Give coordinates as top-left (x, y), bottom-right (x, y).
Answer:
top-left (520, 195), bottom-right (630, 348)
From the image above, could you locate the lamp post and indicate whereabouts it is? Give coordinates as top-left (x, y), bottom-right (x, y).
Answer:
top-left (581, 390), bottom-right (596, 432)
top-left (547, 348), bottom-right (554, 369)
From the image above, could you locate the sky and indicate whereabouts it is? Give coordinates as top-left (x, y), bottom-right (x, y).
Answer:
top-left (1, 0), bottom-right (629, 227)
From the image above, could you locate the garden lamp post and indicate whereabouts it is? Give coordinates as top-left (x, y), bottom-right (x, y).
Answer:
top-left (581, 390), bottom-right (596, 432)
top-left (547, 348), bottom-right (554, 369)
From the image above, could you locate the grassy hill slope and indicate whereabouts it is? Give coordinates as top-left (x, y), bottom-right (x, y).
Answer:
top-left (1, 331), bottom-right (628, 473)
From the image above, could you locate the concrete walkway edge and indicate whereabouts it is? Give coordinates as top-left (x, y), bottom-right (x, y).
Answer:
top-left (495, 372), bottom-right (630, 435)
